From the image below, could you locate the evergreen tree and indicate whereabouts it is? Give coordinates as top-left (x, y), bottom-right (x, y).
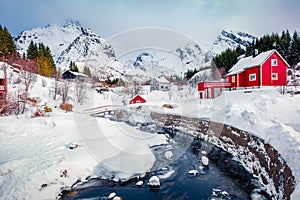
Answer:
top-left (83, 66), bottom-right (91, 77)
top-left (0, 25), bottom-right (17, 57)
top-left (69, 61), bottom-right (79, 72)
top-left (26, 41), bottom-right (56, 77)
top-left (27, 40), bottom-right (38, 60)
top-left (289, 31), bottom-right (300, 67)
top-left (212, 48), bottom-right (243, 72)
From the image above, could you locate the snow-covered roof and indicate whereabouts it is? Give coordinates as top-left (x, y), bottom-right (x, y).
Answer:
top-left (130, 94), bottom-right (146, 101)
top-left (227, 49), bottom-right (276, 76)
top-left (154, 76), bottom-right (170, 84)
top-left (64, 70), bottom-right (88, 78)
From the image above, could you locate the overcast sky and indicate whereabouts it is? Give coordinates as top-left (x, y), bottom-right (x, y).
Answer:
top-left (1, 0), bottom-right (300, 47)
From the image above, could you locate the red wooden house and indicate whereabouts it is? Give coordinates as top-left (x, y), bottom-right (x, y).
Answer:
top-left (198, 50), bottom-right (289, 99)
top-left (129, 95), bottom-right (146, 104)
top-left (227, 49), bottom-right (289, 88)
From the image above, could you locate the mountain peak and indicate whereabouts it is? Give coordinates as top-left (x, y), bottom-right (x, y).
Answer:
top-left (61, 19), bottom-right (82, 28)
top-left (208, 29), bottom-right (256, 57)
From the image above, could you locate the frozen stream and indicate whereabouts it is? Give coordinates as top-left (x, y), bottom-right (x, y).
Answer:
top-left (60, 131), bottom-right (270, 200)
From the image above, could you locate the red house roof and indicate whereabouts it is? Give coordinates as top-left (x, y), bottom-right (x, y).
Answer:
top-left (129, 94), bottom-right (146, 104)
top-left (227, 50), bottom-right (290, 76)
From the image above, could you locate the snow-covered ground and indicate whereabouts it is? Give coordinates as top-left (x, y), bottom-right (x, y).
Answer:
top-left (1, 61), bottom-right (300, 199)
top-left (0, 109), bottom-right (167, 199)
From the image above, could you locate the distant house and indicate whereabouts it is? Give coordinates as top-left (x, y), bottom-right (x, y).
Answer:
top-left (0, 70), bottom-right (6, 102)
top-left (198, 81), bottom-right (231, 99)
top-left (129, 95), bottom-right (146, 104)
top-left (150, 76), bottom-right (170, 91)
top-left (62, 70), bottom-right (89, 81)
top-left (227, 49), bottom-right (289, 88)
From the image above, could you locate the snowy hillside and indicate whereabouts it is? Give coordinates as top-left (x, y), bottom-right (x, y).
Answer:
top-left (206, 29), bottom-right (256, 59)
top-left (14, 20), bottom-right (125, 78)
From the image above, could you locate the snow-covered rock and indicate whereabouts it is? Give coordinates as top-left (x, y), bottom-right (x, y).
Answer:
top-left (108, 192), bottom-right (117, 199)
top-left (135, 180), bottom-right (143, 186)
top-left (148, 176), bottom-right (160, 187)
top-left (188, 170), bottom-right (199, 176)
top-left (201, 156), bottom-right (209, 166)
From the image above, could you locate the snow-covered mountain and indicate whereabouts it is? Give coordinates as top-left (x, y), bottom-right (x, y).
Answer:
top-left (174, 43), bottom-right (208, 69)
top-left (14, 21), bottom-right (256, 80)
top-left (206, 29), bottom-right (256, 60)
top-left (122, 30), bottom-right (256, 80)
top-left (14, 20), bottom-right (126, 78)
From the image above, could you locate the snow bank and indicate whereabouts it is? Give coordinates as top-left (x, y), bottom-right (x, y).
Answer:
top-left (0, 111), bottom-right (166, 199)
top-left (145, 87), bottom-right (300, 199)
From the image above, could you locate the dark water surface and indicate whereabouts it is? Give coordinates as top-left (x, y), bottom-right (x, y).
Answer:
top-left (60, 131), bottom-right (270, 200)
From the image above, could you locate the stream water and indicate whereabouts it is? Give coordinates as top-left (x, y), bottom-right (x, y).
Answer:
top-left (59, 130), bottom-right (270, 200)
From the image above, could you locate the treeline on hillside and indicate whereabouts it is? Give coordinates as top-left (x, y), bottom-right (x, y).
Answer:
top-left (0, 25), bottom-right (17, 57)
top-left (26, 41), bottom-right (56, 77)
top-left (0, 24), bottom-right (56, 77)
top-left (213, 30), bottom-right (300, 73)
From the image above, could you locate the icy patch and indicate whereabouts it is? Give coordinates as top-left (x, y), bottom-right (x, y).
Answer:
top-left (164, 151), bottom-right (173, 160)
top-left (157, 169), bottom-right (175, 179)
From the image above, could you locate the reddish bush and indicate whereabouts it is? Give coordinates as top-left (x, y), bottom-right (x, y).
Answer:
top-left (60, 103), bottom-right (73, 112)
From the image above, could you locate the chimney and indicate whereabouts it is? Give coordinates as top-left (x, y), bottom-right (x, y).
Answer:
top-left (252, 49), bottom-right (258, 57)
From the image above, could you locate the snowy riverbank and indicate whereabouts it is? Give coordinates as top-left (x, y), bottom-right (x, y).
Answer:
top-left (0, 110), bottom-right (166, 199)
top-left (156, 88), bottom-right (300, 199)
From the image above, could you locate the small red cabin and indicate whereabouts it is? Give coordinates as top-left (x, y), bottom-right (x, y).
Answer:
top-left (198, 82), bottom-right (231, 99)
top-left (227, 50), bottom-right (289, 88)
top-left (129, 95), bottom-right (146, 104)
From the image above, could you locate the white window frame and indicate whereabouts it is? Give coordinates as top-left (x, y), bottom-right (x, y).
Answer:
top-left (249, 74), bottom-right (256, 81)
top-left (271, 73), bottom-right (278, 80)
top-left (232, 76), bottom-right (235, 83)
top-left (271, 59), bottom-right (278, 66)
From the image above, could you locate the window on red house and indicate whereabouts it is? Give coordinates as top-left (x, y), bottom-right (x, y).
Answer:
top-left (271, 59), bottom-right (278, 66)
top-left (249, 74), bottom-right (256, 81)
top-left (272, 73), bottom-right (278, 80)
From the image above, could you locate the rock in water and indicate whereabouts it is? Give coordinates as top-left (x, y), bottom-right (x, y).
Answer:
top-left (136, 180), bottom-right (143, 186)
top-left (148, 176), bottom-right (160, 187)
top-left (188, 170), bottom-right (199, 176)
top-left (201, 156), bottom-right (209, 166)
top-left (108, 192), bottom-right (116, 199)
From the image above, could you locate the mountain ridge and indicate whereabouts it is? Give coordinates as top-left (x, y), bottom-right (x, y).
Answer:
top-left (14, 21), bottom-right (256, 80)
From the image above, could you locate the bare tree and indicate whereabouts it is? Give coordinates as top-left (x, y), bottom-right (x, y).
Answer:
top-left (20, 65), bottom-right (36, 113)
top-left (129, 80), bottom-right (142, 97)
top-left (61, 80), bottom-right (70, 103)
top-left (53, 68), bottom-right (61, 100)
top-left (75, 80), bottom-right (86, 104)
